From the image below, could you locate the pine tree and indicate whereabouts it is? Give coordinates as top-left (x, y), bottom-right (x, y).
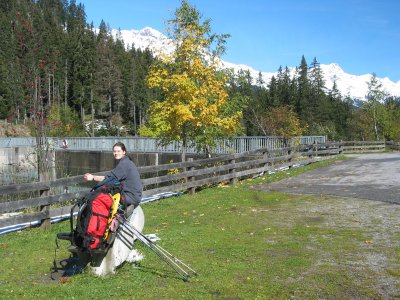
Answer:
top-left (232, 69), bottom-right (257, 135)
top-left (277, 66), bottom-right (294, 106)
top-left (251, 72), bottom-right (269, 134)
top-left (122, 48), bottom-right (155, 135)
top-left (309, 57), bottom-right (325, 96)
top-left (94, 20), bottom-right (123, 127)
top-left (308, 57), bottom-right (326, 124)
top-left (295, 55), bottom-right (310, 122)
top-left (0, 4), bottom-right (16, 119)
top-left (64, 1), bottom-right (93, 125)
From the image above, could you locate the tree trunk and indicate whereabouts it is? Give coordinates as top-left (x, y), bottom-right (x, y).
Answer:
top-left (109, 91), bottom-right (112, 128)
top-left (80, 87), bottom-right (85, 125)
top-left (91, 86), bottom-right (95, 137)
top-left (48, 74), bottom-right (51, 106)
top-left (34, 75), bottom-right (52, 229)
top-left (64, 59), bottom-right (68, 109)
top-left (133, 99), bottom-right (137, 135)
top-left (181, 126), bottom-right (187, 163)
top-left (373, 107), bottom-right (379, 141)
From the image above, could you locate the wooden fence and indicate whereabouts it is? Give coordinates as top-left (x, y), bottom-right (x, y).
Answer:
top-left (386, 140), bottom-right (400, 151)
top-left (341, 140), bottom-right (386, 152)
top-left (0, 142), bottom-right (343, 230)
top-left (339, 140), bottom-right (400, 152)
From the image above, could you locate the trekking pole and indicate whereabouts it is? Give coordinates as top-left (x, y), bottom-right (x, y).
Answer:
top-left (118, 216), bottom-right (196, 281)
top-left (119, 218), bottom-right (195, 281)
top-left (133, 226), bottom-right (198, 279)
top-left (148, 240), bottom-right (198, 276)
top-left (117, 215), bottom-right (198, 281)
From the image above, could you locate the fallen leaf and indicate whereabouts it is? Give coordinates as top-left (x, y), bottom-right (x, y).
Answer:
top-left (59, 277), bottom-right (72, 284)
top-left (0, 244), bottom-right (9, 249)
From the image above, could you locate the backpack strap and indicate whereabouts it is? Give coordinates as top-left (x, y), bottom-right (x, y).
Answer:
top-left (103, 192), bottom-right (121, 242)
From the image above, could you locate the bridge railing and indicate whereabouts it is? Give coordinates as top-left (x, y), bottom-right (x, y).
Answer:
top-left (0, 136), bottom-right (326, 154)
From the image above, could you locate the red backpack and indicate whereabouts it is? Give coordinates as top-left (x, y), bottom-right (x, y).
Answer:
top-left (73, 180), bottom-right (122, 253)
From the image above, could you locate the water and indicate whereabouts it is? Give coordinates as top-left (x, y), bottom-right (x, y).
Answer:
top-left (1, 149), bottom-right (203, 185)
top-left (56, 150), bottom-right (200, 177)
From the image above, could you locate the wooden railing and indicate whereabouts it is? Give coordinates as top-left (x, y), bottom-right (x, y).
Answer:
top-left (0, 142), bottom-right (343, 229)
top-left (341, 140), bottom-right (386, 152)
top-left (385, 140), bottom-right (400, 151)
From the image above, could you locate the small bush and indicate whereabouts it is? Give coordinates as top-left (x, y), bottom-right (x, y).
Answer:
top-left (0, 122), bottom-right (32, 137)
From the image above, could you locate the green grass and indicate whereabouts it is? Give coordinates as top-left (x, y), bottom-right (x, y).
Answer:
top-left (1, 157), bottom-right (399, 299)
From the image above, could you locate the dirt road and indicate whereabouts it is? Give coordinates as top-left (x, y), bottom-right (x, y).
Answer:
top-left (256, 153), bottom-right (400, 204)
top-left (253, 152), bottom-right (400, 298)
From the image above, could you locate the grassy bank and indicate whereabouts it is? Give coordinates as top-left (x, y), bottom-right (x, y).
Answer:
top-left (1, 158), bottom-right (399, 299)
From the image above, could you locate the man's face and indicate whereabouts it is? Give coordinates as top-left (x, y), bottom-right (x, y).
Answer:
top-left (113, 146), bottom-right (126, 160)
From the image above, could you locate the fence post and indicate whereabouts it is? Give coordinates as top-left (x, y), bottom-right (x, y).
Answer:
top-left (187, 158), bottom-right (195, 195)
top-left (39, 139), bottom-right (57, 229)
top-left (39, 149), bottom-right (55, 229)
top-left (313, 141), bottom-right (318, 157)
top-left (338, 142), bottom-right (343, 155)
top-left (155, 153), bottom-right (159, 189)
top-left (308, 144), bottom-right (313, 159)
top-left (229, 158), bottom-right (237, 185)
top-left (263, 151), bottom-right (270, 174)
top-left (270, 150), bottom-right (276, 171)
top-left (39, 191), bottom-right (51, 229)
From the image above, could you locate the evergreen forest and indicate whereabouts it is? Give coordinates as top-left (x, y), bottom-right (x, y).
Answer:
top-left (1, 0), bottom-right (399, 142)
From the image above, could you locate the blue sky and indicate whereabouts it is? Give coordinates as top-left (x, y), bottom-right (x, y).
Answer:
top-left (78, 0), bottom-right (400, 82)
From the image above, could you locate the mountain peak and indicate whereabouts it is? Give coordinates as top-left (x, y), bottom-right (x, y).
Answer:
top-left (138, 27), bottom-right (163, 38)
top-left (113, 27), bottom-right (400, 100)
top-left (323, 63), bottom-right (345, 74)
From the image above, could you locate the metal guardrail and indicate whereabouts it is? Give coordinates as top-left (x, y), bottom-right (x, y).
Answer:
top-left (0, 136), bottom-right (326, 154)
top-left (0, 137), bottom-right (36, 148)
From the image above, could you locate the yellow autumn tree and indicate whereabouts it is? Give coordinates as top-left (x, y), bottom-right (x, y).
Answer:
top-left (141, 0), bottom-right (242, 158)
top-left (262, 106), bottom-right (305, 146)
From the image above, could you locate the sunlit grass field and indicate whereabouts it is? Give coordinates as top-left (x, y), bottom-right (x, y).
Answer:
top-left (1, 157), bottom-right (399, 299)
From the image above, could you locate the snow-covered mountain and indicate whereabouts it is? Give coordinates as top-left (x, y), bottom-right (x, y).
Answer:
top-left (114, 27), bottom-right (400, 100)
